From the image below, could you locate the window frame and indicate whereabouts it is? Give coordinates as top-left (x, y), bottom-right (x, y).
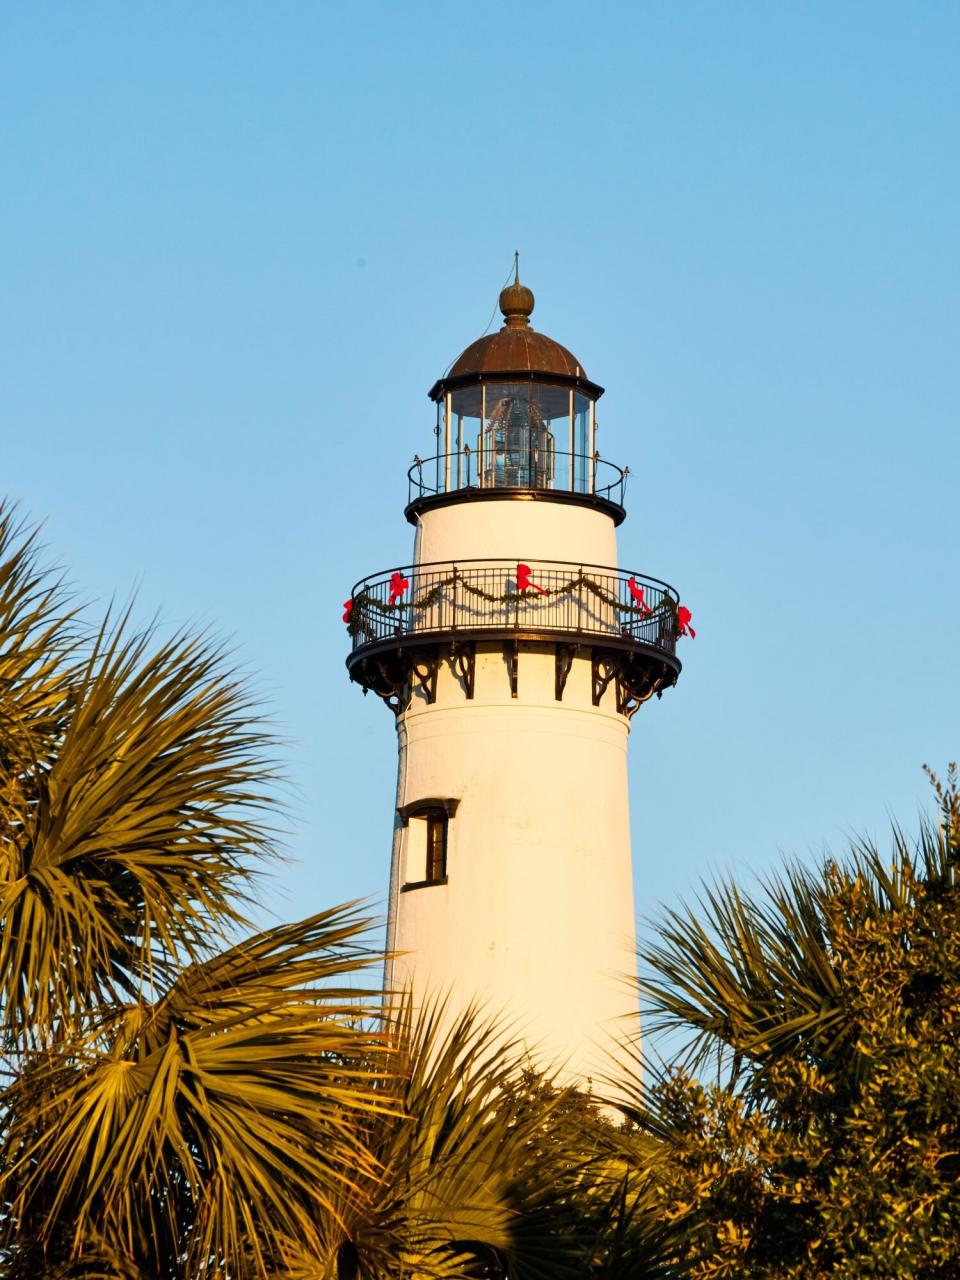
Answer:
top-left (397, 797), bottom-right (459, 892)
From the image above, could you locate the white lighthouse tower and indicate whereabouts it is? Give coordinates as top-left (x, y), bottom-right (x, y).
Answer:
top-left (346, 272), bottom-right (683, 1086)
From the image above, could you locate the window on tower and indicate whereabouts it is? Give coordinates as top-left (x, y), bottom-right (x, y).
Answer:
top-left (425, 810), bottom-right (446, 882)
top-left (398, 799), bottom-right (457, 890)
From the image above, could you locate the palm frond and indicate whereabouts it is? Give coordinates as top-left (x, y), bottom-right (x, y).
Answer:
top-left (1, 602), bottom-right (282, 1043)
top-left (295, 1000), bottom-right (598, 1280)
top-left (0, 503), bottom-right (79, 772)
top-left (637, 807), bottom-right (959, 1095)
top-left (1, 905), bottom-right (389, 1279)
top-left (637, 860), bottom-right (854, 1085)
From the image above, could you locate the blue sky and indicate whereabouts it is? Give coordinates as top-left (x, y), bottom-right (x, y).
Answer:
top-left (3, 3), bottom-right (958, 958)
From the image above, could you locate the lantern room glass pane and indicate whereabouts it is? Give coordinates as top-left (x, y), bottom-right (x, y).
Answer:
top-left (449, 388), bottom-right (482, 489)
top-left (442, 383), bottom-right (601, 493)
top-left (573, 392), bottom-right (591, 493)
top-left (479, 382), bottom-right (571, 490)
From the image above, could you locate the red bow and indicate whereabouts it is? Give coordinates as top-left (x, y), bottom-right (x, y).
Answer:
top-left (516, 563), bottom-right (548, 595)
top-left (627, 576), bottom-right (652, 617)
top-left (677, 605), bottom-right (696, 638)
top-left (342, 599), bottom-right (353, 624)
top-left (389, 572), bottom-right (410, 605)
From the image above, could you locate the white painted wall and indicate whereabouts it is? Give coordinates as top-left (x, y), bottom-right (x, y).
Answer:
top-left (414, 496), bottom-right (617, 567)
top-left (385, 495), bottom-right (640, 1090)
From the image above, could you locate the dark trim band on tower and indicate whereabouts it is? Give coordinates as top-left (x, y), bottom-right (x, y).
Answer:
top-left (429, 367), bottom-right (605, 403)
top-left (405, 486), bottom-right (626, 527)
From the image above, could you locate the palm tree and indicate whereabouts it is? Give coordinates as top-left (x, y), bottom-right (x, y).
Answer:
top-left (612, 774), bottom-right (960, 1278)
top-left (635, 806), bottom-right (957, 1093)
top-left (0, 506), bottom-right (390, 1277)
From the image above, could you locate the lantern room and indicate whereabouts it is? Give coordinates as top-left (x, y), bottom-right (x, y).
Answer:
top-left (409, 273), bottom-right (627, 520)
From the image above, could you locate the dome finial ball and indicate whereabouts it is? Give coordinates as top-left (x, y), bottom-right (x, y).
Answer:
top-left (499, 254), bottom-right (534, 329)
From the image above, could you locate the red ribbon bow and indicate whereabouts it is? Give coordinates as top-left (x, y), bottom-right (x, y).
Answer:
top-left (342, 599), bottom-right (353, 624)
top-left (677, 605), bottom-right (696, 638)
top-left (389, 572), bottom-right (410, 605)
top-left (516, 563), bottom-right (548, 596)
top-left (627, 577), bottom-right (652, 617)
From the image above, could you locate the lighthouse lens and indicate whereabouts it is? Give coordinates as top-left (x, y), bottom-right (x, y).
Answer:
top-left (481, 382), bottom-right (564, 490)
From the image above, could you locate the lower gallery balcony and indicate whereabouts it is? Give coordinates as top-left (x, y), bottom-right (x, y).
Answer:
top-left (344, 559), bottom-right (682, 719)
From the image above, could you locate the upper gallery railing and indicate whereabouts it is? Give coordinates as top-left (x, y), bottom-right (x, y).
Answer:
top-left (406, 452), bottom-right (628, 507)
top-left (345, 559), bottom-right (679, 658)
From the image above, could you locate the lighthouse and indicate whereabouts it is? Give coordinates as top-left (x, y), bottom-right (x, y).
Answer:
top-left (346, 272), bottom-right (683, 1086)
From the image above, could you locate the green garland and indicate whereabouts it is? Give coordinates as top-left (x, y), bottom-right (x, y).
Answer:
top-left (347, 570), bottom-right (680, 642)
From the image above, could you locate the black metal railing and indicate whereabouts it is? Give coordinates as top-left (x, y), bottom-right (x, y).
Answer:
top-left (346, 559), bottom-right (679, 658)
top-left (406, 452), bottom-right (628, 507)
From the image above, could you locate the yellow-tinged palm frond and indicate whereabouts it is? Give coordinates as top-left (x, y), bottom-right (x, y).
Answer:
top-left (0, 503), bottom-right (79, 773)
top-left (1, 904), bottom-right (391, 1279)
top-left (294, 1000), bottom-right (600, 1280)
top-left (1, 594), bottom-right (282, 1044)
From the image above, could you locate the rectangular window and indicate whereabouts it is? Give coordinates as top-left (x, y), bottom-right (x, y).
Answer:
top-left (400, 804), bottom-right (451, 890)
top-left (426, 811), bottom-right (447, 882)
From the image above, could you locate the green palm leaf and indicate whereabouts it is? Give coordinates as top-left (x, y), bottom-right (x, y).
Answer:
top-left (637, 809), bottom-right (957, 1100)
top-left (637, 860), bottom-right (855, 1087)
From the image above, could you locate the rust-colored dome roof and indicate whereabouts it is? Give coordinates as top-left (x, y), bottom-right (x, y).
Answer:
top-left (430, 276), bottom-right (603, 401)
top-left (448, 325), bottom-right (585, 381)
